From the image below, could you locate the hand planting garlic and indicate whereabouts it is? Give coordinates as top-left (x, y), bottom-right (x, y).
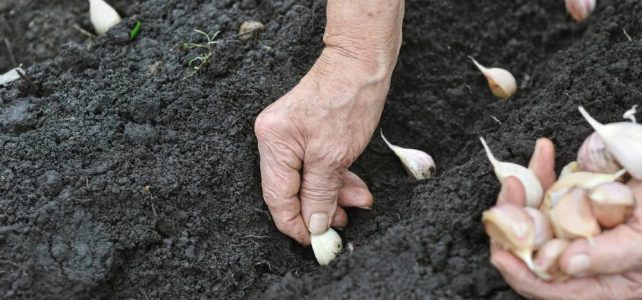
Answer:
top-left (381, 131), bottom-right (435, 180)
top-left (588, 181), bottom-right (635, 228)
top-left (548, 188), bottom-right (601, 241)
top-left (310, 228), bottom-right (343, 265)
top-left (577, 132), bottom-right (621, 174)
top-left (579, 106), bottom-right (642, 179)
top-left (479, 137), bottom-right (543, 208)
top-left (89, 0), bottom-right (122, 36)
top-left (469, 56), bottom-right (517, 99)
top-left (565, 0), bottom-right (596, 22)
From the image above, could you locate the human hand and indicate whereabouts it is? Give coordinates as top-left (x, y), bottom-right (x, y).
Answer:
top-left (490, 138), bottom-right (642, 299)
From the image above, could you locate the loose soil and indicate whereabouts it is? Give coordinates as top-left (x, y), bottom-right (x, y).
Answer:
top-left (1, 0), bottom-right (641, 299)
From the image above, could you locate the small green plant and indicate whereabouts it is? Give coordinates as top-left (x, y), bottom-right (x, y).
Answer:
top-left (181, 29), bottom-right (220, 79)
top-left (130, 21), bottom-right (142, 40)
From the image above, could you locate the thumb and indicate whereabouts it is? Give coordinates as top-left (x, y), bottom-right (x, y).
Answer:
top-left (300, 165), bottom-right (344, 235)
top-left (559, 225), bottom-right (642, 276)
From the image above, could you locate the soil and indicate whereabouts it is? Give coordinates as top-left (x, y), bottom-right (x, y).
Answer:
top-left (1, 0), bottom-right (641, 299)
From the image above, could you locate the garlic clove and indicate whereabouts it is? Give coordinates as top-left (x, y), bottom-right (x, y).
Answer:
top-left (549, 188), bottom-right (601, 241)
top-left (381, 131), bottom-right (436, 180)
top-left (310, 228), bottom-right (343, 265)
top-left (534, 239), bottom-right (570, 281)
top-left (480, 137), bottom-right (544, 208)
top-left (589, 181), bottom-right (635, 228)
top-left (239, 20), bottom-right (265, 41)
top-left (579, 106), bottom-right (642, 179)
top-left (565, 0), bottom-right (596, 22)
top-left (577, 132), bottom-right (621, 174)
top-left (469, 56), bottom-right (517, 99)
top-left (524, 207), bottom-right (553, 250)
top-left (623, 105), bottom-right (638, 123)
top-left (560, 161), bottom-right (581, 178)
top-left (540, 169), bottom-right (626, 213)
top-left (89, 0), bottom-right (122, 36)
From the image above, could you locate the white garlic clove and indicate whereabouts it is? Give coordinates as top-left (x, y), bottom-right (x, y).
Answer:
top-left (469, 56), bottom-right (517, 99)
top-left (565, 0), bottom-right (596, 22)
top-left (381, 131), bottom-right (436, 180)
top-left (623, 105), bottom-right (638, 123)
top-left (524, 207), bottom-right (553, 250)
top-left (549, 188), bottom-right (601, 241)
top-left (534, 239), bottom-right (570, 281)
top-left (89, 0), bottom-right (122, 36)
top-left (541, 169), bottom-right (626, 213)
top-left (310, 228), bottom-right (343, 265)
top-left (589, 181), bottom-right (635, 228)
top-left (239, 20), bottom-right (265, 41)
top-left (480, 137), bottom-right (544, 208)
top-left (577, 132), bottom-right (621, 174)
top-left (560, 161), bottom-right (581, 178)
top-left (579, 106), bottom-right (642, 179)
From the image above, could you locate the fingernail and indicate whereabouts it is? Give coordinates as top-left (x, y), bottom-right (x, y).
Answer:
top-left (566, 254), bottom-right (590, 275)
top-left (308, 213), bottom-right (329, 235)
top-left (497, 182), bottom-right (510, 204)
top-left (357, 206), bottom-right (372, 210)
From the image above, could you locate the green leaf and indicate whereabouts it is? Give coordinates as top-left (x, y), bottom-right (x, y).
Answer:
top-left (130, 21), bottom-right (142, 40)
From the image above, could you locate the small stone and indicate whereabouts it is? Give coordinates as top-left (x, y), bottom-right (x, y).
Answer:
top-left (239, 20), bottom-right (265, 41)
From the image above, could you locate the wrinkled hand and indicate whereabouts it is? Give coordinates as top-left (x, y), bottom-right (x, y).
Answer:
top-left (254, 49), bottom-right (395, 245)
top-left (491, 138), bottom-right (642, 300)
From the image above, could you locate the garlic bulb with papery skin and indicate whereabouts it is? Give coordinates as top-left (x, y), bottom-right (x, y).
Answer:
top-left (589, 182), bottom-right (635, 228)
top-left (534, 239), bottom-right (570, 281)
top-left (480, 137), bottom-right (543, 208)
top-left (579, 106), bottom-right (642, 179)
top-left (565, 0), bottom-right (596, 22)
top-left (524, 207), bottom-right (553, 250)
top-left (310, 228), bottom-right (343, 265)
top-left (381, 131), bottom-right (435, 180)
top-left (89, 0), bottom-right (122, 36)
top-left (577, 132), bottom-right (621, 174)
top-left (469, 57), bottom-right (517, 99)
top-left (549, 188), bottom-right (600, 241)
top-left (540, 169), bottom-right (626, 213)
top-left (560, 161), bottom-right (580, 178)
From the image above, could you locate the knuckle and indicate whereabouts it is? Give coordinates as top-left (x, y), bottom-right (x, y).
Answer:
top-left (254, 110), bottom-right (283, 140)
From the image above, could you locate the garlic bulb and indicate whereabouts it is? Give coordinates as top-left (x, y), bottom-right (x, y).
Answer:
top-left (482, 204), bottom-right (548, 279)
top-left (310, 228), bottom-right (343, 265)
top-left (381, 131), bottom-right (436, 180)
top-left (541, 169), bottom-right (626, 213)
top-left (589, 182), bottom-right (635, 228)
top-left (534, 239), bottom-right (570, 281)
top-left (549, 188), bottom-right (600, 241)
top-left (623, 105), bottom-right (638, 123)
top-left (565, 0), bottom-right (596, 22)
top-left (89, 0), bottom-right (122, 36)
top-left (560, 161), bottom-right (580, 178)
top-left (579, 106), bottom-right (642, 179)
top-left (524, 207), bottom-right (553, 250)
top-left (239, 20), bottom-right (265, 41)
top-left (577, 133), bottom-right (621, 174)
top-left (469, 56), bottom-right (517, 99)
top-left (480, 137), bottom-right (544, 208)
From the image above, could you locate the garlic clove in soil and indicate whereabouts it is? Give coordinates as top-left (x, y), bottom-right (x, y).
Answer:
top-left (482, 204), bottom-right (549, 279)
top-left (469, 56), bottom-right (517, 99)
top-left (588, 181), bottom-right (635, 228)
top-left (576, 132), bottom-right (621, 174)
top-left (565, 0), bottom-right (596, 22)
top-left (534, 239), bottom-right (570, 281)
top-left (239, 20), bottom-right (265, 41)
top-left (549, 188), bottom-right (601, 241)
top-left (479, 137), bottom-right (544, 208)
top-left (560, 161), bottom-right (581, 178)
top-left (310, 228), bottom-right (343, 265)
top-left (541, 169), bottom-right (626, 213)
top-left (623, 105), bottom-right (638, 123)
top-left (89, 0), bottom-right (122, 36)
top-left (524, 207), bottom-right (553, 250)
top-left (579, 106), bottom-right (642, 179)
top-left (381, 131), bottom-right (436, 180)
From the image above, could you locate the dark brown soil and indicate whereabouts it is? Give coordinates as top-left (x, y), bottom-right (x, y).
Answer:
top-left (1, 0), bottom-right (641, 298)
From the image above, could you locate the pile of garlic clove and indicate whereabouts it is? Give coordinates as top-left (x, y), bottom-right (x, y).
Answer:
top-left (481, 106), bottom-right (641, 281)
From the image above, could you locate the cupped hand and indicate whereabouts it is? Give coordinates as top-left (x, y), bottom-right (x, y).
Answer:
top-left (254, 49), bottom-right (394, 245)
top-left (490, 138), bottom-right (642, 300)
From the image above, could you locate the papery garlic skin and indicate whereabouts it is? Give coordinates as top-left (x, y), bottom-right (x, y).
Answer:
top-left (589, 182), bottom-right (635, 228)
top-left (534, 239), bottom-right (570, 281)
top-left (381, 132), bottom-right (436, 180)
top-left (310, 228), bottom-right (343, 265)
top-left (577, 133), bottom-right (621, 174)
top-left (579, 106), bottom-right (642, 179)
top-left (469, 56), bottom-right (517, 99)
top-left (549, 189), bottom-right (601, 240)
top-left (89, 0), bottom-right (122, 36)
top-left (560, 161), bottom-right (580, 178)
top-left (524, 207), bottom-right (553, 250)
top-left (480, 137), bottom-right (544, 208)
top-left (565, 0), bottom-right (596, 22)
